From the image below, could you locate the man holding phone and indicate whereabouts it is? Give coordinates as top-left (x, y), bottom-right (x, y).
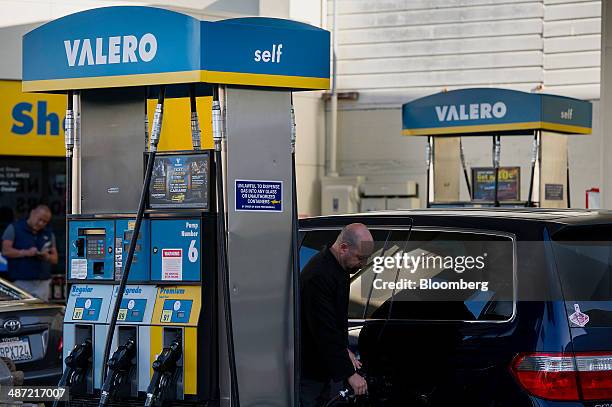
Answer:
top-left (1, 205), bottom-right (58, 300)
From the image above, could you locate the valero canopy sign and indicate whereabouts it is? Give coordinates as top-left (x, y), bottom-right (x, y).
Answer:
top-left (402, 88), bottom-right (592, 136)
top-left (22, 7), bottom-right (330, 92)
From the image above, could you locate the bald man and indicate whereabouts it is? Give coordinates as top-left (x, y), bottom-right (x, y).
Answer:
top-left (1, 205), bottom-right (58, 300)
top-left (300, 223), bottom-right (373, 406)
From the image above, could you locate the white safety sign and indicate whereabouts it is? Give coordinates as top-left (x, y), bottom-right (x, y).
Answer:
top-left (71, 259), bottom-right (87, 279)
top-left (162, 249), bottom-right (183, 281)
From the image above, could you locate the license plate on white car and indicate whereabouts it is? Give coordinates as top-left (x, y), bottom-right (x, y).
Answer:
top-left (0, 338), bottom-right (32, 361)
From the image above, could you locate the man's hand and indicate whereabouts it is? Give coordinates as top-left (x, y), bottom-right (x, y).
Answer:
top-left (39, 247), bottom-right (58, 265)
top-left (22, 247), bottom-right (38, 257)
top-left (39, 249), bottom-right (51, 262)
top-left (347, 349), bottom-right (362, 370)
top-left (347, 372), bottom-right (368, 396)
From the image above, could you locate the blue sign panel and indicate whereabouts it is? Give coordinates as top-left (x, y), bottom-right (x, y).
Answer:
top-left (118, 298), bottom-right (147, 323)
top-left (74, 297), bottom-right (103, 321)
top-left (23, 7), bottom-right (200, 82)
top-left (22, 7), bottom-right (330, 91)
top-left (202, 18), bottom-right (330, 81)
top-left (150, 219), bottom-right (201, 281)
top-left (68, 220), bottom-right (115, 280)
top-left (161, 299), bottom-right (193, 324)
top-left (235, 180), bottom-right (283, 212)
top-left (402, 88), bottom-right (592, 136)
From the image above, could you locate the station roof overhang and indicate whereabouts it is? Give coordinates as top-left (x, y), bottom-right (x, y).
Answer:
top-left (402, 88), bottom-right (592, 136)
top-left (22, 6), bottom-right (330, 93)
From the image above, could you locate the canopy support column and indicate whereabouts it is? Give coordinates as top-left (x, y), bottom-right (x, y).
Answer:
top-left (492, 135), bottom-right (501, 207)
top-left (526, 131), bottom-right (540, 207)
top-left (426, 136), bottom-right (432, 208)
top-left (459, 137), bottom-right (472, 199)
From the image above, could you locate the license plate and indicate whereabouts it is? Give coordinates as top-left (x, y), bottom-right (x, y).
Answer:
top-left (0, 338), bottom-right (32, 361)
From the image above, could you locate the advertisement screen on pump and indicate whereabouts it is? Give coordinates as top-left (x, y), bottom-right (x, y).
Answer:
top-left (149, 153), bottom-right (210, 209)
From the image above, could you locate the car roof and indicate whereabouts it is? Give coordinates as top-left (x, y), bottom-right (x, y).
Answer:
top-left (301, 208), bottom-right (612, 227)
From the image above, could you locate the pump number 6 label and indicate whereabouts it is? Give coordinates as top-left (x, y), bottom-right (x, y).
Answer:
top-left (188, 240), bottom-right (198, 263)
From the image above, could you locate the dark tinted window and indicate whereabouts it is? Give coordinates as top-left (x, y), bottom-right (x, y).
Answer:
top-left (552, 225), bottom-right (612, 326)
top-left (355, 230), bottom-right (514, 321)
top-left (552, 225), bottom-right (612, 301)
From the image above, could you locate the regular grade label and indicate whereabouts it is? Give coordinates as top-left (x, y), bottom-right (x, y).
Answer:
top-left (235, 180), bottom-right (283, 212)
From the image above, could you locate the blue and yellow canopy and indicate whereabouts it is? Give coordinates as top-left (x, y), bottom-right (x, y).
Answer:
top-left (22, 6), bottom-right (330, 92)
top-left (402, 88), bottom-right (592, 136)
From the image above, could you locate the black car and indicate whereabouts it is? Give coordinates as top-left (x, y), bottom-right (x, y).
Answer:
top-left (0, 278), bottom-right (63, 385)
top-left (300, 209), bottom-right (612, 406)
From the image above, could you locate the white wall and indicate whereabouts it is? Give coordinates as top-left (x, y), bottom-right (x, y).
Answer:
top-left (289, 0), bottom-right (326, 216)
top-left (329, 0), bottom-right (603, 209)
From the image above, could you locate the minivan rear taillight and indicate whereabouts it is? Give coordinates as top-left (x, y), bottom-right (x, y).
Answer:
top-left (575, 353), bottom-right (612, 400)
top-left (511, 352), bottom-right (612, 401)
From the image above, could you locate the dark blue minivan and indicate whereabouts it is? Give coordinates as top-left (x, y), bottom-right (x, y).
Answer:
top-left (300, 209), bottom-right (612, 406)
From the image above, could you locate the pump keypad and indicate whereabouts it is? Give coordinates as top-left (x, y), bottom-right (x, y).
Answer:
top-left (86, 237), bottom-right (106, 260)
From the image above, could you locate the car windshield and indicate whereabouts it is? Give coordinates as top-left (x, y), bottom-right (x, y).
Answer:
top-left (0, 280), bottom-right (31, 301)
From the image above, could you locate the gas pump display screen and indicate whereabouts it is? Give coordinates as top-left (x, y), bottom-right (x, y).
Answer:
top-left (149, 153), bottom-right (210, 209)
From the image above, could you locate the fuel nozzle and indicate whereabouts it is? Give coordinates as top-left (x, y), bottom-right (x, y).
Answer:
top-left (59, 339), bottom-right (92, 387)
top-left (99, 338), bottom-right (136, 407)
top-left (144, 340), bottom-right (182, 407)
top-left (52, 339), bottom-right (92, 407)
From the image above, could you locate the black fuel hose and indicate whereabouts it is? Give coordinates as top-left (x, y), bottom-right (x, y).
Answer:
top-left (101, 86), bottom-right (166, 383)
top-left (213, 86), bottom-right (240, 407)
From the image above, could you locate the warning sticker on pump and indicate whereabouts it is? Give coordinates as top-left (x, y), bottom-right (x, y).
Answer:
top-left (162, 249), bottom-right (183, 280)
top-left (235, 180), bottom-right (283, 212)
top-left (70, 259), bottom-right (87, 279)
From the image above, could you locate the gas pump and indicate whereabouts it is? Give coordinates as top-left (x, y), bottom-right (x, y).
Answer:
top-left (23, 6), bottom-right (329, 406)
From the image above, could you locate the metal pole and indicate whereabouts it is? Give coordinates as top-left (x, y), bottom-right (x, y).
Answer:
top-left (144, 87), bottom-right (149, 153)
top-left (290, 95), bottom-right (300, 407)
top-left (426, 136), bottom-right (432, 208)
top-left (65, 91), bottom-right (74, 216)
top-left (526, 131), bottom-right (539, 207)
top-left (72, 92), bottom-right (81, 215)
top-left (190, 84), bottom-right (202, 151)
top-left (493, 135), bottom-right (501, 207)
top-left (566, 146), bottom-right (571, 208)
top-left (459, 137), bottom-right (472, 200)
top-left (213, 86), bottom-right (240, 407)
top-left (328, 0), bottom-right (339, 176)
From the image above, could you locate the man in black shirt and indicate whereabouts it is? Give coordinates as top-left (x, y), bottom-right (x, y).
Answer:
top-left (300, 223), bottom-right (373, 407)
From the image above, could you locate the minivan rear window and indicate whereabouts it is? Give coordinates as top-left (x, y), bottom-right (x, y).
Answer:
top-left (356, 230), bottom-right (514, 322)
top-left (551, 225), bottom-right (612, 326)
